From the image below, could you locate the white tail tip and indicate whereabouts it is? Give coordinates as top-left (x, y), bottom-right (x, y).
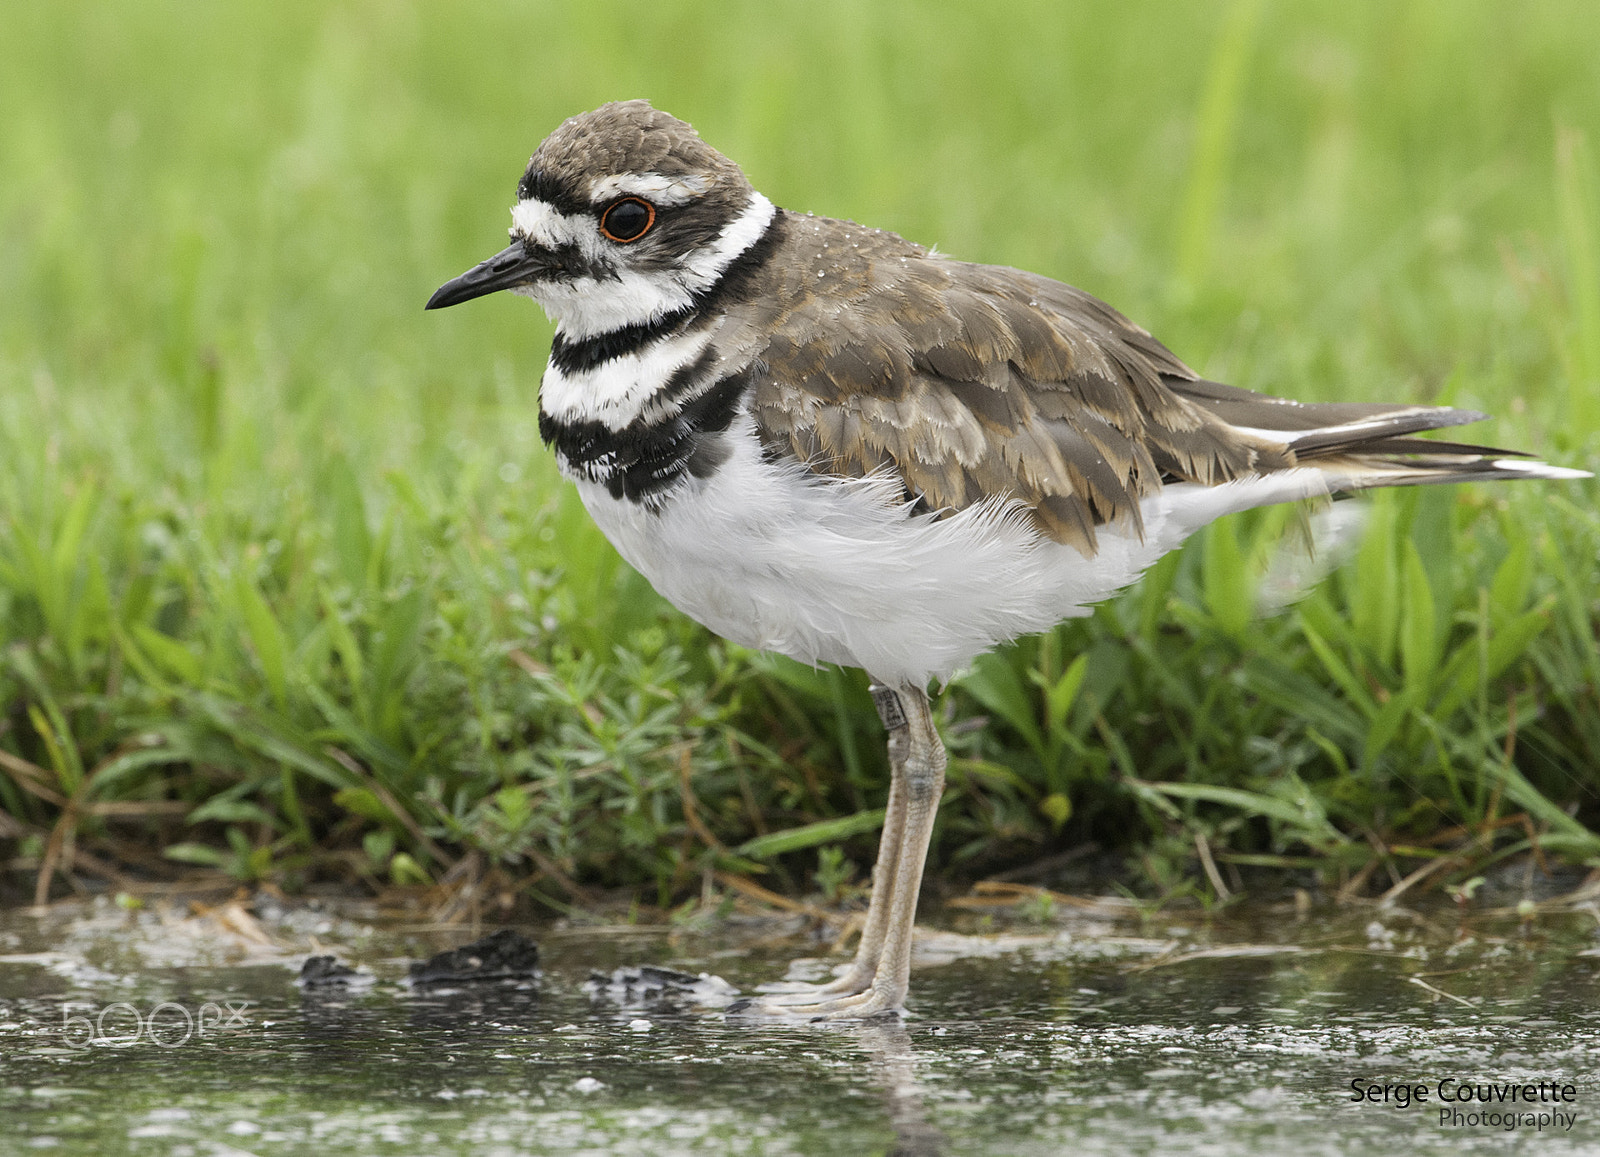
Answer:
top-left (1490, 459), bottom-right (1593, 481)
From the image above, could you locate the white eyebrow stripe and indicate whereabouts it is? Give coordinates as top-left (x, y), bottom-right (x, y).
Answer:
top-left (589, 172), bottom-right (710, 206)
top-left (680, 192), bottom-right (774, 288)
top-left (509, 198), bottom-right (586, 246)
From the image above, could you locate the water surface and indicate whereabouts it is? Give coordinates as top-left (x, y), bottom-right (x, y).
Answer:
top-left (2, 893), bottom-right (1596, 1154)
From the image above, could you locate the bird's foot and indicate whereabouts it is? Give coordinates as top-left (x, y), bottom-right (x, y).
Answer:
top-left (754, 963), bottom-right (876, 1004)
top-left (730, 982), bottom-right (905, 1022)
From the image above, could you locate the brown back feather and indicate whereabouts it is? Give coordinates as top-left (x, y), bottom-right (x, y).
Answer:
top-left (737, 211), bottom-right (1284, 554)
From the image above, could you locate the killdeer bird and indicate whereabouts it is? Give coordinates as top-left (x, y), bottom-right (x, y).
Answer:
top-left (427, 100), bottom-right (1588, 1019)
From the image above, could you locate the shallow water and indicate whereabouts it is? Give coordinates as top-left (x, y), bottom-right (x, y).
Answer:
top-left (2, 894), bottom-right (1598, 1155)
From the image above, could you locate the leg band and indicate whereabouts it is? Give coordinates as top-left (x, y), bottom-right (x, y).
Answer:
top-left (870, 684), bottom-right (908, 731)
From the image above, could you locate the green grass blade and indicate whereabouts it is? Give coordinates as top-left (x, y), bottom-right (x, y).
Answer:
top-left (235, 571), bottom-right (291, 711)
top-left (1131, 778), bottom-right (1346, 849)
top-left (1201, 516), bottom-right (1251, 638)
top-left (130, 623), bottom-right (204, 686)
top-left (737, 808), bottom-right (887, 859)
top-left (1556, 127), bottom-right (1600, 431)
top-left (958, 651), bottom-right (1046, 762)
top-left (1174, 0), bottom-right (1266, 288)
top-left (1399, 540), bottom-right (1439, 696)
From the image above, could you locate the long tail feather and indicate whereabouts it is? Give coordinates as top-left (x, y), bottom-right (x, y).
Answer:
top-left (1168, 377), bottom-right (1590, 489)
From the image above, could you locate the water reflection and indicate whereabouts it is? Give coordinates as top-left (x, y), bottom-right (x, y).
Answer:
top-left (846, 1020), bottom-right (948, 1156)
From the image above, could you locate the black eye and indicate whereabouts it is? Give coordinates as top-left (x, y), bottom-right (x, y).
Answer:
top-left (599, 197), bottom-right (655, 243)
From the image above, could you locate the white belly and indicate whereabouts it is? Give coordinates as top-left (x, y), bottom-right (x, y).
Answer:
top-left (573, 419), bottom-right (1336, 688)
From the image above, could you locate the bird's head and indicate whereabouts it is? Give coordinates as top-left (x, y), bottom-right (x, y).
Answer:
top-left (426, 100), bottom-right (773, 338)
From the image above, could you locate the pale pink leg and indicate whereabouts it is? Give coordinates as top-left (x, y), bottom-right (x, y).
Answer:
top-left (748, 684), bottom-right (944, 1020)
top-left (760, 685), bottom-right (911, 1001)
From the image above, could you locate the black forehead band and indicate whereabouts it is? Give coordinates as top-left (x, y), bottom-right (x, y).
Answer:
top-left (518, 168), bottom-right (589, 218)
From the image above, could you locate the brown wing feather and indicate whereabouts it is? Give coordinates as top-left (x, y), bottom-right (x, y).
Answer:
top-left (738, 212), bottom-right (1287, 554)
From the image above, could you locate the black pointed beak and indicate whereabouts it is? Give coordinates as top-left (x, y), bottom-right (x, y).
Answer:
top-left (426, 241), bottom-right (551, 310)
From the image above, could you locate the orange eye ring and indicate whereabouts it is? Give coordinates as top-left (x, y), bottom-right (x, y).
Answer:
top-left (599, 197), bottom-right (656, 243)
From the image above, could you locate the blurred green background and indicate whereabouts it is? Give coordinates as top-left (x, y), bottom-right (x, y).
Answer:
top-left (1, 0), bottom-right (1597, 911)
